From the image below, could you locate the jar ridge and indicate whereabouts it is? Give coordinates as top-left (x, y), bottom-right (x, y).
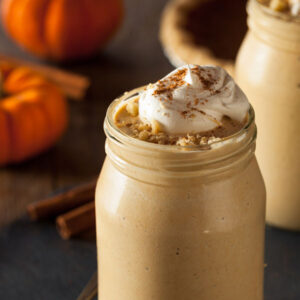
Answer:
top-left (247, 0), bottom-right (300, 52)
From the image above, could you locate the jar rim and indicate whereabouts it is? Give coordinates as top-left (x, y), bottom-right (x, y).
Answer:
top-left (104, 86), bottom-right (256, 154)
top-left (250, 0), bottom-right (300, 23)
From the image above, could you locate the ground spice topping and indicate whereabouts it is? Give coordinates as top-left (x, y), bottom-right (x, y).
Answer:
top-left (153, 68), bottom-right (187, 100)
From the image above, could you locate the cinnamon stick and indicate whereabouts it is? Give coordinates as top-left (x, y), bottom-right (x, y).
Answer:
top-left (0, 54), bottom-right (90, 100)
top-left (27, 180), bottom-right (97, 221)
top-left (56, 201), bottom-right (95, 240)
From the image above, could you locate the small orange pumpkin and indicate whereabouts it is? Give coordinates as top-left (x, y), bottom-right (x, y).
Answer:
top-left (1, 0), bottom-right (124, 61)
top-left (0, 63), bottom-right (68, 165)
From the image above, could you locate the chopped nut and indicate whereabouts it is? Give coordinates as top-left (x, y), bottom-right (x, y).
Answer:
top-left (157, 135), bottom-right (167, 143)
top-left (200, 137), bottom-right (208, 144)
top-left (270, 0), bottom-right (289, 11)
top-left (176, 138), bottom-right (188, 146)
top-left (138, 123), bottom-right (150, 131)
top-left (132, 128), bottom-right (139, 135)
top-left (149, 135), bottom-right (157, 142)
top-left (187, 135), bottom-right (196, 143)
top-left (138, 130), bottom-right (150, 141)
top-left (126, 101), bottom-right (139, 117)
top-left (151, 120), bottom-right (161, 134)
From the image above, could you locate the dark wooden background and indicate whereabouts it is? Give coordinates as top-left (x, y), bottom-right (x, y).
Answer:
top-left (0, 0), bottom-right (299, 299)
top-left (0, 0), bottom-right (171, 227)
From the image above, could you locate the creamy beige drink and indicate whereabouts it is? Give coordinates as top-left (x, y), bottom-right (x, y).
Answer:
top-left (236, 0), bottom-right (300, 230)
top-left (96, 65), bottom-right (266, 299)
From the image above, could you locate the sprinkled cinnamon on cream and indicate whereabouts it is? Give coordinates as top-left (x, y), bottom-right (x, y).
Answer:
top-left (138, 65), bottom-right (250, 135)
top-left (113, 65), bottom-right (251, 146)
top-left (153, 68), bottom-right (187, 98)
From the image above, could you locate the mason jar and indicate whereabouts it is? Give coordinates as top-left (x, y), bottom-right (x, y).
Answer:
top-left (95, 87), bottom-right (266, 300)
top-left (236, 0), bottom-right (300, 230)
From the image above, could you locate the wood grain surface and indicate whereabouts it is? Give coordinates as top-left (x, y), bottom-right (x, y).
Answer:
top-left (0, 220), bottom-right (299, 300)
top-left (0, 0), bottom-right (171, 227)
top-left (0, 1), bottom-right (299, 300)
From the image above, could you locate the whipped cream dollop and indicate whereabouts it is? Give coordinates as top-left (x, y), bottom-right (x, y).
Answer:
top-left (139, 65), bottom-right (250, 135)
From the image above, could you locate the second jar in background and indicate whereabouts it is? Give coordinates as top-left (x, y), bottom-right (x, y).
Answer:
top-left (236, 0), bottom-right (300, 230)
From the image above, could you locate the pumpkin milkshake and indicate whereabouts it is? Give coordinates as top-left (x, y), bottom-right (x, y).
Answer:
top-left (96, 65), bottom-right (266, 299)
top-left (236, 0), bottom-right (300, 230)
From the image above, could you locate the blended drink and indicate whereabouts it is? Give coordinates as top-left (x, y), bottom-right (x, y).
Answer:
top-left (236, 0), bottom-right (300, 230)
top-left (96, 65), bottom-right (266, 299)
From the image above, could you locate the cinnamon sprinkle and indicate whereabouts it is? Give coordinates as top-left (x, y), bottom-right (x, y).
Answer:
top-left (149, 66), bottom-right (225, 121)
top-left (192, 66), bottom-right (216, 91)
top-left (153, 69), bottom-right (187, 99)
top-left (181, 110), bottom-right (189, 118)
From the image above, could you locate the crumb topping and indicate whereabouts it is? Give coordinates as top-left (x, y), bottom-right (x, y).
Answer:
top-left (114, 96), bottom-right (245, 146)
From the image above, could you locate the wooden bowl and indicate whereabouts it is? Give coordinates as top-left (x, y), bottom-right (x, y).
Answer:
top-left (160, 0), bottom-right (248, 76)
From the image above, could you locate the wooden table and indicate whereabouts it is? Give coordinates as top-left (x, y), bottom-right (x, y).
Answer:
top-left (0, 0), bottom-right (171, 227)
top-left (0, 0), bottom-right (299, 299)
top-left (0, 220), bottom-right (299, 300)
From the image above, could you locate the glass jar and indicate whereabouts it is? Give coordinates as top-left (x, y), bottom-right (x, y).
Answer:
top-left (96, 88), bottom-right (266, 300)
top-left (236, 0), bottom-right (300, 230)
